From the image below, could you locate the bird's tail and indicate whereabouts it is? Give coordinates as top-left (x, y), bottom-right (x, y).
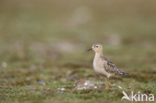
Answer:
top-left (119, 71), bottom-right (128, 75)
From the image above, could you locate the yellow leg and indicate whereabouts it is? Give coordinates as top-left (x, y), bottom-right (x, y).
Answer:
top-left (105, 78), bottom-right (109, 90)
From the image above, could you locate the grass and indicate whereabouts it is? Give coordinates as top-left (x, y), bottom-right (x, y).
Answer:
top-left (0, 0), bottom-right (156, 103)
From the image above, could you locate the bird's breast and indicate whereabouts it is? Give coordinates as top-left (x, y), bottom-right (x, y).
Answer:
top-left (93, 56), bottom-right (104, 75)
top-left (93, 55), bottom-right (114, 78)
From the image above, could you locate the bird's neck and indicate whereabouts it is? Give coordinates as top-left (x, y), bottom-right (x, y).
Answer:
top-left (95, 51), bottom-right (103, 57)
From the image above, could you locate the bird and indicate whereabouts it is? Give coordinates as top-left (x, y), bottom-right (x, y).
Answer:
top-left (87, 43), bottom-right (127, 90)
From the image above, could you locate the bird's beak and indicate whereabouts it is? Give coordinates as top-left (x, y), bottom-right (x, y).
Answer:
top-left (87, 48), bottom-right (92, 51)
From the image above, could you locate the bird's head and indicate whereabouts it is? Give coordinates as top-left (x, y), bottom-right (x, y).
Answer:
top-left (87, 43), bottom-right (103, 53)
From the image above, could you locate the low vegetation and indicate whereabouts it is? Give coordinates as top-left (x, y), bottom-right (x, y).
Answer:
top-left (0, 0), bottom-right (156, 103)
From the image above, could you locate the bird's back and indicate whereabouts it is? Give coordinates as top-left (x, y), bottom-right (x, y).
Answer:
top-left (101, 55), bottom-right (127, 75)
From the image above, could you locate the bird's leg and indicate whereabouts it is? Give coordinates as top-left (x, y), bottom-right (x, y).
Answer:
top-left (105, 78), bottom-right (109, 90)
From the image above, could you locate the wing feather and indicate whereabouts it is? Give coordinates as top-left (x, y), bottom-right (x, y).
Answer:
top-left (102, 56), bottom-right (127, 75)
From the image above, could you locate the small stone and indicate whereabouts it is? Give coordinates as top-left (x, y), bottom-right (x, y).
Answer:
top-left (2, 62), bottom-right (7, 68)
top-left (84, 82), bottom-right (88, 85)
top-left (39, 80), bottom-right (44, 84)
top-left (42, 83), bottom-right (46, 85)
top-left (47, 88), bottom-right (50, 91)
top-left (61, 88), bottom-right (65, 91)
top-left (26, 77), bottom-right (30, 81)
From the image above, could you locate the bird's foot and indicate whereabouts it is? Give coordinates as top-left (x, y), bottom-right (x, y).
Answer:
top-left (105, 85), bottom-right (110, 90)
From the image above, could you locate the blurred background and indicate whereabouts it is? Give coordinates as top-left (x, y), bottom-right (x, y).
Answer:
top-left (0, 0), bottom-right (156, 82)
top-left (0, 0), bottom-right (156, 102)
top-left (0, 0), bottom-right (156, 62)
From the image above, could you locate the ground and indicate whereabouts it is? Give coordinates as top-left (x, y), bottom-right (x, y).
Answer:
top-left (0, 0), bottom-right (156, 103)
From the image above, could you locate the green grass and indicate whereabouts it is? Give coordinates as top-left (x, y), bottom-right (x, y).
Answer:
top-left (0, 0), bottom-right (156, 103)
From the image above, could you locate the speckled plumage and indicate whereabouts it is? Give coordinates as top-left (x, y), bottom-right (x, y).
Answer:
top-left (88, 43), bottom-right (127, 89)
top-left (101, 55), bottom-right (127, 75)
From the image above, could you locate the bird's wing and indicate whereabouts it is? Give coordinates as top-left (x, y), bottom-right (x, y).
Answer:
top-left (102, 56), bottom-right (127, 75)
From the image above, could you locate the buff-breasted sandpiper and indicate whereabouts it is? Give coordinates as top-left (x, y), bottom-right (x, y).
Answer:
top-left (87, 43), bottom-right (127, 90)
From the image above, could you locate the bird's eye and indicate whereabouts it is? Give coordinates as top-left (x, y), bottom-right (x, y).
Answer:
top-left (96, 46), bottom-right (98, 48)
